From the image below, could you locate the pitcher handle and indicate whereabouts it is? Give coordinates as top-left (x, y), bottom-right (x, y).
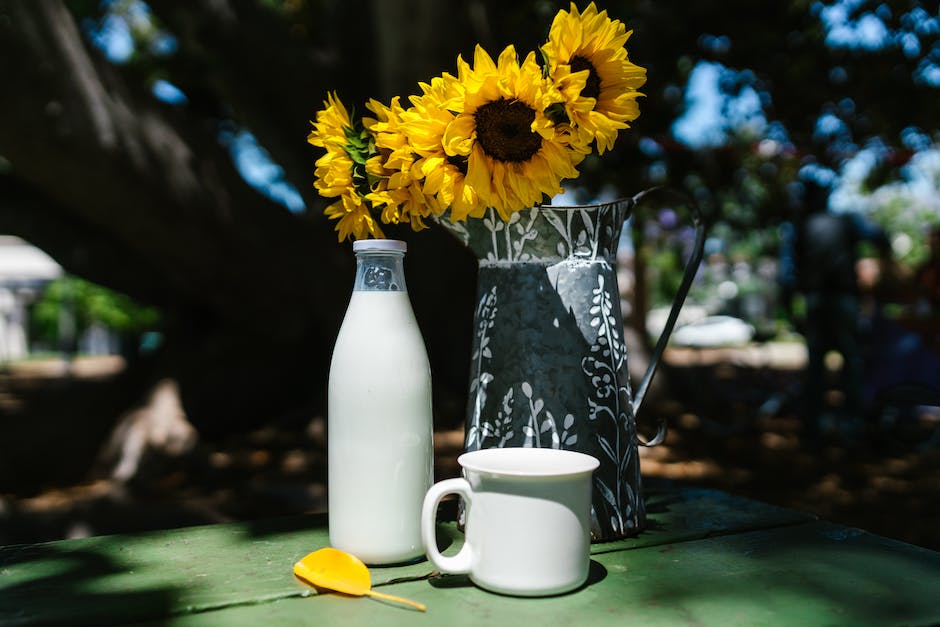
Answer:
top-left (629, 186), bottom-right (706, 447)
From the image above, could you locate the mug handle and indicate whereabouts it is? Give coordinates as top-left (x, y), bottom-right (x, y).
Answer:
top-left (630, 186), bottom-right (706, 446)
top-left (421, 478), bottom-right (473, 574)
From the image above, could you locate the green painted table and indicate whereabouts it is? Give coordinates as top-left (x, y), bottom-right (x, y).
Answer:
top-left (3, 479), bottom-right (939, 626)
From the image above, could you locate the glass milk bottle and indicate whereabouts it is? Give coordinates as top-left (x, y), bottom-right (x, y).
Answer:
top-left (328, 239), bottom-right (433, 564)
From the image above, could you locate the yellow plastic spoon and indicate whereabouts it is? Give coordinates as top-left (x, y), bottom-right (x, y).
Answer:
top-left (293, 547), bottom-right (426, 612)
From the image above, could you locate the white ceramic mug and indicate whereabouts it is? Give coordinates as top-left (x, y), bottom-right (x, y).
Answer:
top-left (421, 447), bottom-right (599, 596)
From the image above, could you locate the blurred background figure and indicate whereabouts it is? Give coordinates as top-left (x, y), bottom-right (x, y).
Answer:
top-left (915, 226), bottom-right (940, 312)
top-left (778, 173), bottom-right (891, 444)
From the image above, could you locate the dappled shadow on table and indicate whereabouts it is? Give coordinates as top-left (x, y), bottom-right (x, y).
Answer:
top-left (0, 541), bottom-right (180, 625)
top-left (600, 518), bottom-right (939, 625)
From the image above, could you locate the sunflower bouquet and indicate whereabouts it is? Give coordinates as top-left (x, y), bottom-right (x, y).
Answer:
top-left (308, 2), bottom-right (646, 242)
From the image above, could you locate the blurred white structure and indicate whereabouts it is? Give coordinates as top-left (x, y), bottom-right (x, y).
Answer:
top-left (0, 236), bottom-right (62, 361)
top-left (670, 315), bottom-right (756, 348)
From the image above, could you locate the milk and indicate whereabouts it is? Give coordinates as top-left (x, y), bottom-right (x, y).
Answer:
top-left (328, 288), bottom-right (433, 565)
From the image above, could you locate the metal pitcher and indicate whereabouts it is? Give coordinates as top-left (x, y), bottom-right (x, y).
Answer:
top-left (437, 188), bottom-right (705, 541)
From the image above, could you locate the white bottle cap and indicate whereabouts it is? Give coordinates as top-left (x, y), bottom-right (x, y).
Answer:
top-left (353, 239), bottom-right (407, 253)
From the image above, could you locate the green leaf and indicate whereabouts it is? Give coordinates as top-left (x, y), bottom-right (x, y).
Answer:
top-left (540, 48), bottom-right (551, 79)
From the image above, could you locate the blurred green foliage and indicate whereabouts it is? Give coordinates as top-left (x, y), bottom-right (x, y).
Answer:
top-left (30, 276), bottom-right (160, 347)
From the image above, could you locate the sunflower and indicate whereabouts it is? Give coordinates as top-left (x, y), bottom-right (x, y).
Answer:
top-left (541, 2), bottom-right (646, 154)
top-left (443, 44), bottom-right (581, 220)
top-left (363, 97), bottom-right (434, 232)
top-left (400, 73), bottom-right (486, 222)
top-left (308, 92), bottom-right (384, 241)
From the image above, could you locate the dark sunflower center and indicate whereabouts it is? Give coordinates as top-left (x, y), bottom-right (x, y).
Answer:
top-left (570, 55), bottom-right (601, 100)
top-left (473, 98), bottom-right (542, 163)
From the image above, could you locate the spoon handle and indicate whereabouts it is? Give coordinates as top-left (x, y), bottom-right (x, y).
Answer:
top-left (366, 589), bottom-right (426, 612)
